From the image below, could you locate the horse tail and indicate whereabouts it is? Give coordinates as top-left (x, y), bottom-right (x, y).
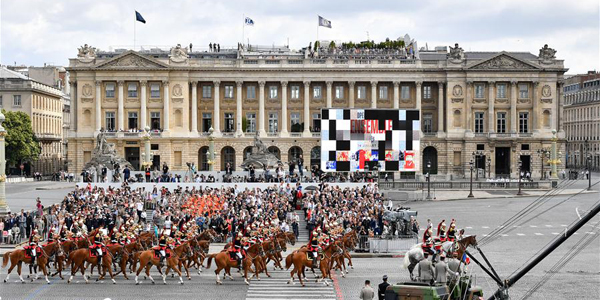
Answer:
top-left (66, 250), bottom-right (75, 266)
top-left (402, 250), bottom-right (410, 269)
top-left (2, 251), bottom-right (11, 268)
top-left (285, 253), bottom-right (293, 270)
top-left (206, 254), bottom-right (215, 269)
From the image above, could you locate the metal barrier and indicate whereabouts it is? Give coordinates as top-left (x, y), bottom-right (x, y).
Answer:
top-left (356, 235), bottom-right (418, 253)
top-left (378, 181), bottom-right (551, 190)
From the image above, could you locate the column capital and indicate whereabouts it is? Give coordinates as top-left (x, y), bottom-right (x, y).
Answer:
top-left (466, 81), bottom-right (473, 87)
top-left (95, 80), bottom-right (102, 87)
top-left (487, 80), bottom-right (495, 85)
top-left (393, 81), bottom-right (400, 87)
top-left (190, 81), bottom-right (198, 88)
top-left (117, 80), bottom-right (124, 86)
top-left (236, 81), bottom-right (243, 88)
top-left (280, 81), bottom-right (288, 88)
top-left (213, 80), bottom-right (220, 87)
top-left (326, 81), bottom-right (333, 87)
top-left (348, 81), bottom-right (355, 88)
top-left (511, 81), bottom-right (518, 86)
top-left (370, 80), bottom-right (378, 86)
top-left (415, 81), bottom-right (423, 87)
top-left (258, 81), bottom-right (266, 88)
top-left (437, 80), bottom-right (445, 86)
top-left (532, 81), bottom-right (540, 87)
top-left (162, 80), bottom-right (169, 86)
top-left (69, 80), bottom-right (77, 86)
top-left (303, 81), bottom-right (311, 87)
top-left (140, 80), bottom-right (148, 87)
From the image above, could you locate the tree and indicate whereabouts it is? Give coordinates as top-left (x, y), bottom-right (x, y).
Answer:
top-left (2, 110), bottom-right (41, 168)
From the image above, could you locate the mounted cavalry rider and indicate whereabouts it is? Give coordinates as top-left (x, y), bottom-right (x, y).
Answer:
top-left (447, 219), bottom-right (457, 242)
top-left (307, 229), bottom-right (320, 267)
top-left (26, 230), bottom-right (42, 266)
top-left (90, 233), bottom-right (105, 266)
top-left (422, 227), bottom-right (436, 260)
top-left (437, 219), bottom-right (447, 242)
top-left (232, 232), bottom-right (245, 271)
top-left (154, 235), bottom-right (168, 263)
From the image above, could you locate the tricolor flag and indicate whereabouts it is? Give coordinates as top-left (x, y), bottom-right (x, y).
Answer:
top-left (462, 253), bottom-right (471, 265)
top-left (318, 15), bottom-right (332, 28)
top-left (135, 11), bottom-right (146, 24)
top-left (245, 17), bottom-right (255, 26)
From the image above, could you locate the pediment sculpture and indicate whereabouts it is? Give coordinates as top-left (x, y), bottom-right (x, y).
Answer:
top-left (169, 44), bottom-right (189, 63)
top-left (447, 43), bottom-right (465, 61)
top-left (471, 55), bottom-right (533, 70)
top-left (77, 44), bottom-right (97, 63)
top-left (539, 44), bottom-right (557, 61)
top-left (103, 54), bottom-right (159, 68)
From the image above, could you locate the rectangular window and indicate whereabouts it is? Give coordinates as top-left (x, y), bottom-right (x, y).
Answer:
top-left (357, 86), bottom-right (367, 99)
top-left (423, 86), bottom-right (432, 99)
top-left (335, 86), bottom-right (344, 99)
top-left (496, 84), bottom-right (507, 98)
top-left (150, 112), bottom-right (161, 130)
top-left (127, 83), bottom-right (138, 98)
top-left (496, 112), bottom-right (506, 133)
top-left (202, 85), bottom-right (212, 99)
top-left (379, 86), bottom-right (388, 100)
top-left (519, 84), bottom-right (529, 98)
top-left (519, 112), bottom-right (529, 133)
top-left (150, 83), bottom-right (160, 98)
top-left (401, 86), bottom-right (410, 99)
top-left (224, 85), bottom-right (234, 99)
top-left (246, 85), bottom-right (256, 99)
top-left (224, 113), bottom-right (234, 132)
top-left (105, 83), bottom-right (115, 98)
top-left (290, 85), bottom-right (300, 99)
top-left (290, 112), bottom-right (301, 131)
top-left (202, 113), bottom-right (212, 132)
top-left (13, 95), bottom-right (21, 107)
top-left (475, 112), bottom-right (485, 133)
top-left (246, 113), bottom-right (256, 133)
top-left (174, 151), bottom-right (182, 166)
top-left (453, 151), bottom-right (461, 167)
top-left (0, 95), bottom-right (3, 107)
top-left (269, 86), bottom-right (278, 99)
top-left (128, 112), bottom-right (138, 130)
top-left (105, 112), bottom-right (116, 131)
top-left (268, 113), bottom-right (278, 133)
top-left (312, 113), bottom-right (321, 132)
top-left (313, 86), bottom-right (322, 99)
top-left (423, 113), bottom-right (433, 133)
top-left (475, 84), bottom-right (484, 99)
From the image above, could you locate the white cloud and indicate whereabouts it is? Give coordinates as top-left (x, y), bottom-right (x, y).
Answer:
top-left (1, 0), bottom-right (598, 73)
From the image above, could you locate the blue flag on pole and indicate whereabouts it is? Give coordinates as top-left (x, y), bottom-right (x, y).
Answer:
top-left (135, 11), bottom-right (146, 24)
top-left (318, 15), bottom-right (332, 28)
top-left (245, 17), bottom-right (254, 26)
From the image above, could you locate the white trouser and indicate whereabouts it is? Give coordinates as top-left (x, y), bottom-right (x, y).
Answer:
top-left (97, 248), bottom-right (102, 255)
top-left (31, 250), bottom-right (37, 257)
top-left (312, 252), bottom-right (317, 258)
top-left (236, 252), bottom-right (242, 259)
top-left (160, 250), bottom-right (166, 256)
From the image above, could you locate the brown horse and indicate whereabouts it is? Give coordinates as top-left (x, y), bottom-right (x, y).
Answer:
top-left (2, 242), bottom-right (63, 284)
top-left (67, 246), bottom-right (116, 284)
top-left (286, 242), bottom-right (339, 287)
top-left (206, 243), bottom-right (263, 285)
top-left (134, 242), bottom-right (192, 285)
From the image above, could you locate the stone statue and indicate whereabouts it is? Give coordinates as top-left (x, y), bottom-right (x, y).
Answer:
top-left (448, 43), bottom-right (465, 60)
top-left (538, 44), bottom-right (556, 60)
top-left (77, 44), bottom-right (97, 63)
top-left (241, 136), bottom-right (282, 169)
top-left (83, 129), bottom-right (133, 173)
top-left (169, 43), bottom-right (189, 62)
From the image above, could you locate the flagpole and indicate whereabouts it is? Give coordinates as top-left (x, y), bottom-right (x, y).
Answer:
top-left (242, 14), bottom-right (245, 48)
top-left (134, 11), bottom-right (136, 51)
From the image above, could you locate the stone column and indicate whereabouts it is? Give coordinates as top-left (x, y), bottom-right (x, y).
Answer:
top-left (393, 81), bottom-right (400, 109)
top-left (69, 81), bottom-right (77, 131)
top-left (95, 81), bottom-right (101, 131)
top-left (532, 81), bottom-right (539, 133)
top-left (465, 81), bottom-right (472, 133)
top-left (141, 80), bottom-right (148, 130)
top-left (280, 81), bottom-right (289, 137)
top-left (326, 81), bottom-right (333, 108)
top-left (0, 112), bottom-right (9, 215)
top-left (163, 80), bottom-right (170, 132)
top-left (371, 81), bottom-right (378, 108)
top-left (213, 80), bottom-right (221, 135)
top-left (235, 81), bottom-right (244, 137)
top-left (416, 81), bottom-right (423, 126)
top-left (348, 81), bottom-right (355, 108)
top-left (437, 81), bottom-right (444, 134)
top-left (258, 81), bottom-right (266, 137)
top-left (303, 81), bottom-right (311, 137)
top-left (510, 81), bottom-right (518, 133)
top-left (557, 82), bottom-right (565, 135)
top-left (488, 81), bottom-right (495, 133)
top-left (117, 81), bottom-right (124, 131)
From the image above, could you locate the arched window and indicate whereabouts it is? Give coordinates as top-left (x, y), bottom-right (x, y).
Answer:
top-left (422, 146), bottom-right (438, 174)
top-left (267, 146), bottom-right (281, 159)
top-left (198, 146), bottom-right (209, 171)
top-left (243, 146), bottom-right (253, 160)
top-left (310, 146), bottom-right (321, 168)
top-left (288, 146), bottom-right (303, 163)
top-left (221, 146), bottom-right (236, 171)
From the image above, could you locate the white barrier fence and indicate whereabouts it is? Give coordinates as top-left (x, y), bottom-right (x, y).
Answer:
top-left (357, 235), bottom-right (418, 253)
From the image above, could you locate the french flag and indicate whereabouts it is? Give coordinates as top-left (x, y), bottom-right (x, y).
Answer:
top-left (462, 253), bottom-right (471, 265)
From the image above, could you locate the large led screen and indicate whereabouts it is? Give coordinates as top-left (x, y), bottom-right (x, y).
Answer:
top-left (320, 109), bottom-right (420, 172)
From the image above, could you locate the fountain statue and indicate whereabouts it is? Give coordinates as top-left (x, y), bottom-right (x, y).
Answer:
top-left (240, 135), bottom-right (282, 169)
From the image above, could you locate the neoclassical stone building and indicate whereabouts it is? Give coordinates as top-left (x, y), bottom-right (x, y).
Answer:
top-left (67, 42), bottom-right (566, 179)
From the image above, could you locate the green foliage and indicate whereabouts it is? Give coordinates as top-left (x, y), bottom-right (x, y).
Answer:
top-left (2, 110), bottom-right (41, 167)
top-left (340, 38), bottom-right (405, 49)
top-left (242, 116), bottom-right (248, 132)
top-left (329, 41), bottom-right (336, 49)
top-left (313, 41), bottom-right (320, 52)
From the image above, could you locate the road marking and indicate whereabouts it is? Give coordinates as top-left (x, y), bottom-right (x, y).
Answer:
top-left (534, 233), bottom-right (544, 236)
top-left (530, 225), bottom-right (538, 228)
top-left (513, 225), bottom-right (521, 228)
top-left (501, 234), bottom-right (509, 237)
top-left (465, 227), bottom-right (473, 229)
top-left (545, 225), bottom-right (553, 228)
top-left (587, 232), bottom-right (596, 235)
top-left (482, 226), bottom-right (489, 229)
top-left (552, 232), bottom-right (560, 235)
top-left (245, 270), bottom-right (336, 300)
top-left (561, 225), bottom-right (568, 227)
top-left (483, 234), bottom-right (489, 237)
top-left (574, 232), bottom-right (579, 235)
top-left (517, 233), bottom-right (525, 236)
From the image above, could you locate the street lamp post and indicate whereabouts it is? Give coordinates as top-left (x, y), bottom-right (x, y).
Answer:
top-left (585, 140), bottom-right (591, 190)
top-left (0, 111), bottom-right (10, 216)
top-left (486, 157), bottom-right (491, 179)
top-left (426, 160), bottom-right (432, 200)
top-left (537, 148), bottom-right (549, 180)
top-left (468, 160), bottom-right (474, 198)
top-left (208, 127), bottom-right (215, 171)
top-left (549, 130), bottom-right (560, 182)
top-left (472, 151), bottom-right (484, 181)
top-left (517, 158), bottom-right (523, 196)
top-left (142, 126), bottom-right (152, 173)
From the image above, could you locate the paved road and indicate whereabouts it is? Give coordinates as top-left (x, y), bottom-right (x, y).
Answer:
top-left (1, 179), bottom-right (598, 299)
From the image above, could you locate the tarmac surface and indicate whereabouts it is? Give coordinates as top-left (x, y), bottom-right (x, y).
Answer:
top-left (0, 178), bottom-right (598, 299)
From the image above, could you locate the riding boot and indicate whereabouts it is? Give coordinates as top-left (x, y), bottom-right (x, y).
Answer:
top-left (237, 258), bottom-right (243, 271)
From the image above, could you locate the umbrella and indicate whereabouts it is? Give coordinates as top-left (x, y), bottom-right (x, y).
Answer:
top-left (304, 186), bottom-right (318, 191)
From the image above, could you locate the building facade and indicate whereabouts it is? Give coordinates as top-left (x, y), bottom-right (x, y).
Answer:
top-left (67, 42), bottom-right (566, 179)
top-left (0, 67), bottom-right (65, 175)
top-left (564, 71), bottom-right (600, 170)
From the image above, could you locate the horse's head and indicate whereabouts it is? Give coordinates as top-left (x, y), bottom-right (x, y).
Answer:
top-left (459, 235), bottom-right (478, 249)
top-left (286, 232), bottom-right (296, 246)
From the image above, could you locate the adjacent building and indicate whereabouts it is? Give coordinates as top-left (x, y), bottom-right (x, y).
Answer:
top-left (0, 67), bottom-right (65, 175)
top-left (564, 71), bottom-right (600, 170)
top-left (66, 40), bottom-right (567, 179)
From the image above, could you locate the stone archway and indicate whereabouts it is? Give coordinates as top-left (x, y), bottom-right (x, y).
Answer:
top-left (198, 146), bottom-right (209, 171)
top-left (310, 146), bottom-right (321, 169)
top-left (288, 146), bottom-right (303, 163)
top-left (422, 146), bottom-right (438, 174)
top-left (221, 146), bottom-right (236, 171)
top-left (268, 146), bottom-right (281, 159)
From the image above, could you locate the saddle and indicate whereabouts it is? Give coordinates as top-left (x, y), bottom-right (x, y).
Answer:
top-left (152, 248), bottom-right (171, 259)
top-left (89, 245), bottom-right (106, 258)
top-left (23, 246), bottom-right (41, 259)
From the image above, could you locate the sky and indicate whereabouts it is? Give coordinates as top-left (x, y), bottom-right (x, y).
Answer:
top-left (0, 0), bottom-right (598, 74)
